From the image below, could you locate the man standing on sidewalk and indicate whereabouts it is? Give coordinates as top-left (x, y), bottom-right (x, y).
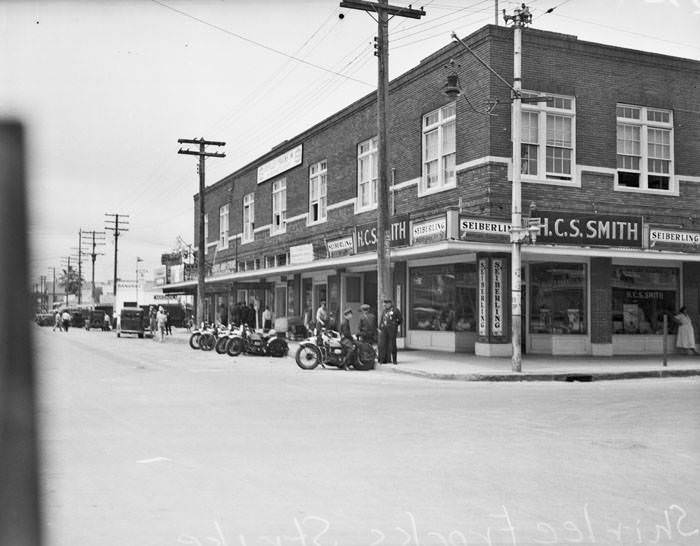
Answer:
top-left (379, 299), bottom-right (402, 365)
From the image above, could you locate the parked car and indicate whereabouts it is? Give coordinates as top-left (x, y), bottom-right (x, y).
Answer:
top-left (117, 308), bottom-right (150, 338)
top-left (35, 312), bottom-right (55, 326)
top-left (85, 310), bottom-right (110, 331)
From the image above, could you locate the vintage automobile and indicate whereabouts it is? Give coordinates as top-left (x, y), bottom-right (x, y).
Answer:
top-left (85, 310), bottom-right (110, 331)
top-left (117, 307), bottom-right (150, 338)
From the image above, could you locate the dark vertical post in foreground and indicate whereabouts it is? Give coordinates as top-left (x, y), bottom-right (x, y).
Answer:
top-left (0, 122), bottom-right (42, 545)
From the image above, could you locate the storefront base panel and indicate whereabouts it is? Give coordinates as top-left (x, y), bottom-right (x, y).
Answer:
top-left (529, 334), bottom-right (591, 355)
top-left (475, 341), bottom-right (510, 357)
top-left (407, 330), bottom-right (475, 353)
top-left (591, 343), bottom-right (614, 357)
top-left (612, 335), bottom-right (677, 355)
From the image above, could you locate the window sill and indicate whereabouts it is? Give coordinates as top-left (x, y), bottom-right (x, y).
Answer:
top-left (306, 218), bottom-right (327, 227)
top-left (613, 184), bottom-right (677, 196)
top-left (522, 175), bottom-right (579, 188)
top-left (417, 182), bottom-right (457, 198)
top-left (355, 202), bottom-right (378, 215)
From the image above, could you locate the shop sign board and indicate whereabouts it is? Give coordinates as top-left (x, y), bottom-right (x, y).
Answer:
top-left (532, 211), bottom-right (643, 248)
top-left (478, 258), bottom-right (489, 336)
top-left (170, 264), bottom-right (184, 284)
top-left (161, 252), bottom-right (182, 267)
top-left (354, 215), bottom-right (409, 253)
top-left (153, 265), bottom-right (167, 286)
top-left (459, 217), bottom-right (511, 241)
top-left (411, 215), bottom-right (447, 245)
top-left (290, 243), bottom-right (314, 265)
top-left (212, 259), bottom-right (236, 276)
top-left (491, 258), bottom-right (505, 336)
top-left (649, 227), bottom-right (700, 251)
top-left (257, 144), bottom-right (303, 184)
top-left (326, 235), bottom-right (355, 258)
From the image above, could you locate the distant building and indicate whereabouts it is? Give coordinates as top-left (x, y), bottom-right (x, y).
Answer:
top-left (164, 24), bottom-right (700, 356)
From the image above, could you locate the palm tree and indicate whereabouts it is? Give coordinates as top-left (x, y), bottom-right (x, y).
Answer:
top-left (58, 265), bottom-right (83, 298)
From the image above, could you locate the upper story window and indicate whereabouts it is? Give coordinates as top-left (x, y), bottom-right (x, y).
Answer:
top-left (242, 193), bottom-right (254, 244)
top-left (520, 92), bottom-right (576, 183)
top-left (616, 104), bottom-right (673, 192)
top-left (357, 137), bottom-right (378, 211)
top-left (271, 178), bottom-right (287, 235)
top-left (218, 204), bottom-right (229, 250)
top-left (421, 102), bottom-right (456, 194)
top-left (309, 160), bottom-right (327, 224)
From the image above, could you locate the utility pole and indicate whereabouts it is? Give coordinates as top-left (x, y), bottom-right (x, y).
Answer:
top-left (105, 213), bottom-right (129, 297)
top-left (339, 0), bottom-right (425, 320)
top-left (48, 266), bottom-right (56, 308)
top-left (81, 229), bottom-right (106, 303)
top-left (178, 137), bottom-right (225, 328)
top-left (504, 3), bottom-right (532, 372)
top-left (60, 255), bottom-right (78, 305)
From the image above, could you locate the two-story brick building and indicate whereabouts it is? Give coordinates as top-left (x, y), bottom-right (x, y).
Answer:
top-left (165, 24), bottom-right (700, 357)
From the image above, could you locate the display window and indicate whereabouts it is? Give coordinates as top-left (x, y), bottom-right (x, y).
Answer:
top-left (529, 263), bottom-right (587, 334)
top-left (409, 263), bottom-right (476, 332)
top-left (611, 266), bottom-right (678, 334)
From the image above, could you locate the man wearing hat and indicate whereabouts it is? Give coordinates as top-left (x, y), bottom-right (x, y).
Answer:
top-left (339, 308), bottom-right (355, 370)
top-left (359, 304), bottom-right (377, 344)
top-left (379, 299), bottom-right (403, 364)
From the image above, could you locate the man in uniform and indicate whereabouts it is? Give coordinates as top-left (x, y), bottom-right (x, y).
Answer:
top-left (339, 308), bottom-right (355, 370)
top-left (358, 304), bottom-right (377, 344)
top-left (379, 299), bottom-right (403, 365)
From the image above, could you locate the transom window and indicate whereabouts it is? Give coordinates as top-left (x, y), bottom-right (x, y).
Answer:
top-left (218, 204), bottom-right (229, 250)
top-left (242, 193), bottom-right (254, 244)
top-left (520, 92), bottom-right (576, 182)
top-left (616, 104), bottom-right (673, 192)
top-left (421, 103), bottom-right (456, 193)
top-left (357, 137), bottom-right (378, 211)
top-left (271, 178), bottom-right (286, 235)
top-left (309, 160), bottom-right (327, 224)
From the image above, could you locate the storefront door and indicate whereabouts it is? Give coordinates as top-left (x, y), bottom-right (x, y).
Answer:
top-left (342, 274), bottom-right (363, 332)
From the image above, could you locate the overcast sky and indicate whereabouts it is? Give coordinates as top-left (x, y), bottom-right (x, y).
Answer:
top-left (1, 0), bottom-right (698, 287)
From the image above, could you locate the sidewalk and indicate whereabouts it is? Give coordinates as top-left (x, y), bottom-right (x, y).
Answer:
top-left (166, 329), bottom-right (700, 382)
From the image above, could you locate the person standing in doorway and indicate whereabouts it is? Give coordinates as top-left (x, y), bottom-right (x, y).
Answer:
top-left (379, 299), bottom-right (403, 365)
top-left (359, 304), bottom-right (377, 344)
top-left (674, 306), bottom-right (698, 355)
top-left (315, 300), bottom-right (328, 345)
top-left (262, 305), bottom-right (272, 331)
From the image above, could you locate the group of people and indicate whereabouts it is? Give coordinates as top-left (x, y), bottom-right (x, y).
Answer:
top-left (52, 310), bottom-right (72, 332)
top-left (229, 302), bottom-right (259, 329)
top-left (148, 306), bottom-right (171, 342)
top-left (312, 299), bottom-right (403, 369)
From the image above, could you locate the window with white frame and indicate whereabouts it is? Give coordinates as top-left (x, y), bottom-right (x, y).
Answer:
top-left (422, 102), bottom-right (456, 193)
top-left (616, 104), bottom-right (673, 191)
top-left (271, 178), bottom-right (286, 234)
top-left (520, 92), bottom-right (575, 182)
top-left (357, 137), bottom-right (378, 210)
top-left (309, 160), bottom-right (327, 223)
top-left (219, 204), bottom-right (229, 250)
top-left (242, 193), bottom-right (254, 243)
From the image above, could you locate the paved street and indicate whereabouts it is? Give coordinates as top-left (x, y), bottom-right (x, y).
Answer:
top-left (35, 326), bottom-right (699, 546)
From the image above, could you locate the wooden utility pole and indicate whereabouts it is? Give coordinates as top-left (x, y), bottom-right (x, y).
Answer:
top-left (178, 138), bottom-right (225, 328)
top-left (105, 213), bottom-right (129, 297)
top-left (81, 229), bottom-right (105, 303)
top-left (339, 0), bottom-right (425, 321)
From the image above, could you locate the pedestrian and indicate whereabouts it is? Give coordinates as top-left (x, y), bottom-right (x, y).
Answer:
top-left (53, 311), bottom-right (62, 332)
top-left (185, 311), bottom-right (192, 332)
top-left (379, 299), bottom-right (403, 365)
top-left (61, 310), bottom-right (71, 332)
top-left (232, 302), bottom-right (242, 326)
top-left (315, 300), bottom-right (328, 345)
top-left (302, 305), bottom-right (313, 337)
top-left (103, 312), bottom-right (111, 331)
top-left (262, 305), bottom-right (272, 331)
top-left (149, 306), bottom-right (157, 337)
top-left (339, 308), bottom-right (355, 370)
top-left (246, 302), bottom-right (257, 328)
top-left (674, 306), bottom-right (698, 355)
top-left (359, 304), bottom-right (377, 344)
top-left (156, 306), bottom-right (167, 342)
top-left (165, 311), bottom-right (172, 335)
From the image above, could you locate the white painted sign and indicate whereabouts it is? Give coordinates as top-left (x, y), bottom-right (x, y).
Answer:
top-left (491, 258), bottom-right (504, 336)
top-left (478, 258), bottom-right (489, 336)
top-left (326, 236), bottom-right (354, 257)
top-left (411, 216), bottom-right (446, 245)
top-left (649, 228), bottom-right (700, 245)
top-left (257, 144), bottom-right (303, 184)
top-left (460, 218), bottom-right (511, 237)
top-left (289, 243), bottom-right (314, 265)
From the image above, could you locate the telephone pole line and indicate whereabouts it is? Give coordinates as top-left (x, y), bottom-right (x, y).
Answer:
top-left (48, 266), bottom-right (57, 308)
top-left (81, 229), bottom-right (106, 303)
top-left (339, 0), bottom-right (425, 325)
top-left (178, 137), bottom-right (225, 327)
top-left (105, 213), bottom-right (129, 297)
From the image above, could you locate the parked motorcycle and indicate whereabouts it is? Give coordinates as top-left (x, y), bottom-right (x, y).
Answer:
top-left (295, 329), bottom-right (375, 371)
top-left (188, 322), bottom-right (207, 350)
top-left (191, 323), bottom-right (219, 351)
top-left (227, 325), bottom-right (289, 358)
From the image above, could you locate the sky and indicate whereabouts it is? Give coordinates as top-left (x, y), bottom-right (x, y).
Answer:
top-left (1, 0), bottom-right (699, 289)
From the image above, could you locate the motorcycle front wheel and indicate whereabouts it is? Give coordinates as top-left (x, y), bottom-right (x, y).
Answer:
top-left (199, 333), bottom-right (216, 351)
top-left (227, 336), bottom-right (244, 357)
top-left (267, 337), bottom-right (288, 358)
top-left (354, 342), bottom-right (376, 371)
top-left (215, 336), bottom-right (230, 354)
top-left (295, 344), bottom-right (321, 370)
top-left (189, 332), bottom-right (201, 350)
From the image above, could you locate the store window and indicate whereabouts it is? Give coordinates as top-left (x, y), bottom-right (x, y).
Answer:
top-left (616, 105), bottom-right (673, 192)
top-left (421, 102), bottom-right (456, 194)
top-left (409, 263), bottom-right (477, 332)
top-left (611, 266), bottom-right (678, 334)
top-left (529, 263), bottom-right (587, 334)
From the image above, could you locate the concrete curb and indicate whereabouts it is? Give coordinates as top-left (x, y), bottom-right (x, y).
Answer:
top-left (383, 367), bottom-right (700, 382)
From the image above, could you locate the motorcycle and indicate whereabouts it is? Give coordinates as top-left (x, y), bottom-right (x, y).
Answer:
top-left (295, 329), bottom-right (376, 371)
top-left (195, 323), bottom-right (220, 352)
top-left (188, 322), bottom-right (209, 350)
top-left (227, 325), bottom-right (289, 358)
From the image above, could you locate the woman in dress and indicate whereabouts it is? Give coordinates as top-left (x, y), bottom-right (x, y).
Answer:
top-left (674, 306), bottom-right (698, 355)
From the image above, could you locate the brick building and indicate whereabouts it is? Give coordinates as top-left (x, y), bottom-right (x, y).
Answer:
top-left (165, 24), bottom-right (700, 357)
